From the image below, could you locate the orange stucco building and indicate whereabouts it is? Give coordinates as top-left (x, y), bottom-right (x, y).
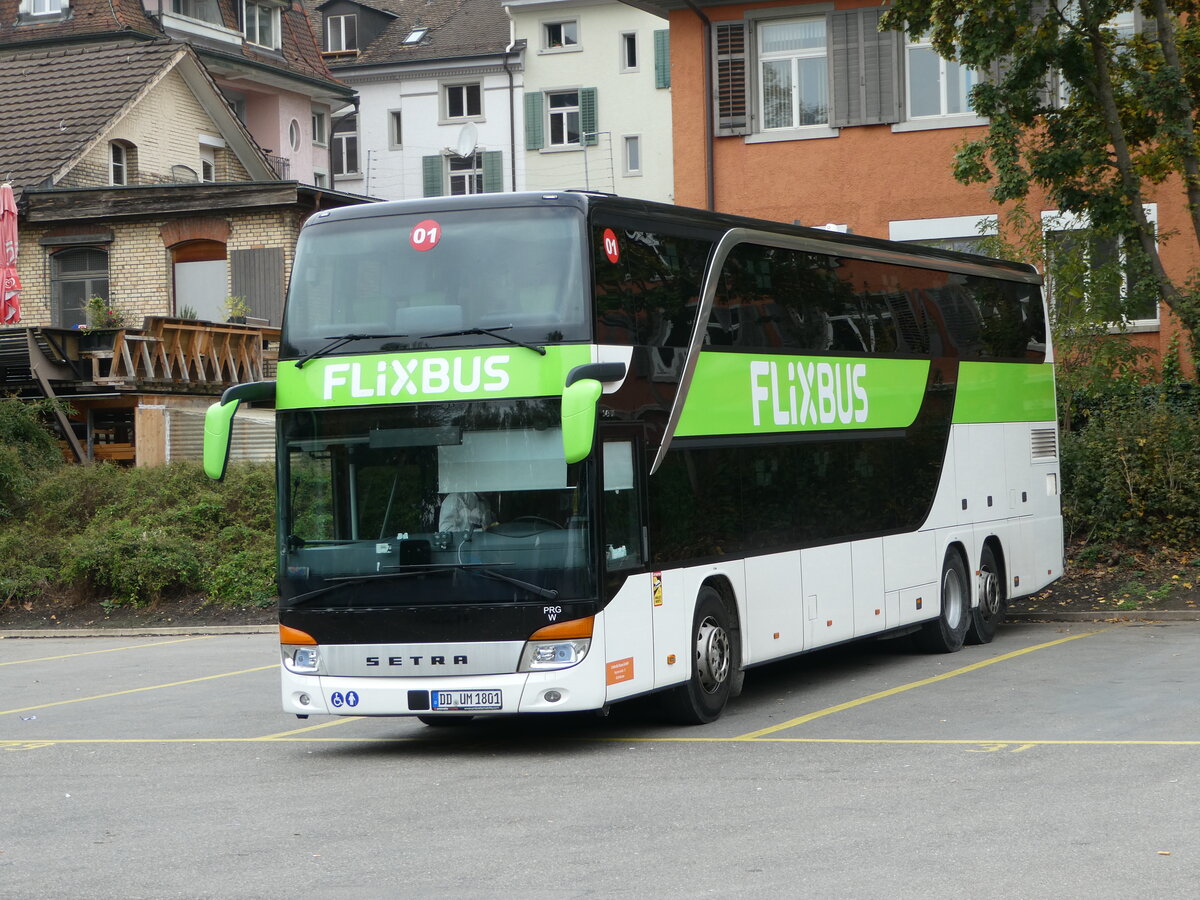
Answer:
top-left (625, 0), bottom-right (1197, 366)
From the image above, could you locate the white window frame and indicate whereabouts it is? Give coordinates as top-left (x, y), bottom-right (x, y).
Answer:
top-left (110, 143), bottom-right (128, 186)
top-left (447, 153), bottom-right (484, 196)
top-left (311, 110), bottom-right (327, 147)
top-left (388, 110), bottom-right (403, 150)
top-left (893, 35), bottom-right (988, 133)
top-left (546, 90), bottom-right (582, 148)
top-left (889, 214), bottom-right (998, 248)
top-left (331, 115), bottom-right (359, 177)
top-left (756, 16), bottom-right (830, 133)
top-left (313, 170), bottom-right (329, 188)
top-left (620, 32), bottom-right (639, 73)
top-left (443, 82), bottom-right (484, 123)
top-left (243, 0), bottom-right (280, 50)
top-left (23, 0), bottom-right (64, 16)
top-left (326, 14), bottom-right (357, 52)
top-left (1041, 206), bottom-right (1160, 331)
top-left (622, 134), bottom-right (642, 176)
top-left (542, 19), bottom-right (580, 53)
top-left (199, 146), bottom-right (217, 182)
top-left (288, 118), bottom-right (301, 152)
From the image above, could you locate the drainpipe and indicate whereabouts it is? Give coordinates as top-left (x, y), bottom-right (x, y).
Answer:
top-left (683, 0), bottom-right (715, 211)
top-left (503, 9), bottom-right (518, 191)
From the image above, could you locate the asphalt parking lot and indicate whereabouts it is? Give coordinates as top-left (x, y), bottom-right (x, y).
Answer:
top-left (2, 621), bottom-right (1197, 899)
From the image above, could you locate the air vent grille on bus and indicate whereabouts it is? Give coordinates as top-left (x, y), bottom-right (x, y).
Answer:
top-left (1031, 427), bottom-right (1058, 461)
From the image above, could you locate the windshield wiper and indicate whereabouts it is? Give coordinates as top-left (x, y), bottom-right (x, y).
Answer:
top-left (419, 326), bottom-right (546, 356)
top-left (286, 567), bottom-right (451, 606)
top-left (295, 333), bottom-right (409, 369)
top-left (454, 565), bottom-right (559, 600)
top-left (285, 563), bottom-right (559, 606)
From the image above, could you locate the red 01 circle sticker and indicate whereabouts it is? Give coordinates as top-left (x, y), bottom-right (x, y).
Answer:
top-left (603, 228), bottom-right (620, 264)
top-left (410, 219), bottom-right (442, 252)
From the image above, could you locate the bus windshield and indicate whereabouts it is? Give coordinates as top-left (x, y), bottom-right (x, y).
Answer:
top-left (280, 399), bottom-right (596, 607)
top-left (284, 205), bottom-right (589, 355)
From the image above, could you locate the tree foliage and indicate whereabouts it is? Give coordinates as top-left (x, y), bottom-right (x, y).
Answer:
top-left (881, 0), bottom-right (1200, 332)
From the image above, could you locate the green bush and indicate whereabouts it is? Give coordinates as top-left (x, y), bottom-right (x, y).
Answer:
top-left (0, 458), bottom-right (276, 608)
top-left (0, 398), bottom-right (66, 519)
top-left (1061, 388), bottom-right (1200, 547)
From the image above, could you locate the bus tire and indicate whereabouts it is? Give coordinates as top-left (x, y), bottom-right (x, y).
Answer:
top-left (917, 549), bottom-right (970, 653)
top-left (967, 543), bottom-right (1007, 645)
top-left (417, 715), bottom-right (475, 727)
top-left (661, 586), bottom-right (738, 725)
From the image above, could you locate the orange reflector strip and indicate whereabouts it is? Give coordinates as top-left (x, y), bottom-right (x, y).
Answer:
top-left (280, 624), bottom-right (317, 645)
top-left (528, 615), bottom-right (594, 641)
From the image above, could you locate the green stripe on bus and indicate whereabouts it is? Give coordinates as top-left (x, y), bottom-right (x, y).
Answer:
top-left (275, 345), bottom-right (593, 409)
top-left (675, 353), bottom-right (930, 436)
top-left (952, 361), bottom-right (1056, 424)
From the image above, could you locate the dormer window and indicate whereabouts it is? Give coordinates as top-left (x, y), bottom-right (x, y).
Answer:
top-left (173, 0), bottom-right (221, 25)
top-left (21, 0), bottom-right (64, 16)
top-left (243, 0), bottom-right (281, 50)
top-left (327, 14), bottom-right (357, 52)
top-left (403, 28), bottom-right (428, 45)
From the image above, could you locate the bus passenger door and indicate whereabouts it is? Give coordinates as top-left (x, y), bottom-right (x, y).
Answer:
top-left (598, 432), bottom-right (657, 701)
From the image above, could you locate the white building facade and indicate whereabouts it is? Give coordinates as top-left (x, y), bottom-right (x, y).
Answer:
top-left (506, 0), bottom-right (673, 201)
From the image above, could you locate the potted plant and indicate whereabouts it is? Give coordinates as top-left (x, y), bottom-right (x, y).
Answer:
top-left (222, 295), bottom-right (250, 323)
top-left (79, 296), bottom-right (127, 350)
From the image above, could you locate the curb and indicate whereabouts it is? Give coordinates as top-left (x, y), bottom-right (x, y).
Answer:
top-left (0, 624), bottom-right (277, 639)
top-left (1006, 610), bottom-right (1200, 623)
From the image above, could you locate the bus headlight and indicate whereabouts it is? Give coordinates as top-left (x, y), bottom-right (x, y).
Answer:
top-left (282, 645), bottom-right (321, 674)
top-left (519, 638), bottom-right (590, 672)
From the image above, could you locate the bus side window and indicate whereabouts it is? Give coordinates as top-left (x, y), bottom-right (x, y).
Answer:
top-left (602, 440), bottom-right (642, 570)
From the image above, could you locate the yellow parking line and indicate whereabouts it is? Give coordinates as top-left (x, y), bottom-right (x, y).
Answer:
top-left (0, 637), bottom-right (212, 667)
top-left (258, 717), bottom-right (365, 739)
top-left (0, 665), bottom-right (277, 716)
top-left (734, 629), bottom-right (1106, 741)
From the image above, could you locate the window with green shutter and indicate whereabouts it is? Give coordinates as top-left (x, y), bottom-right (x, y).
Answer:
top-left (580, 87), bottom-right (598, 146)
top-left (654, 29), bottom-right (670, 89)
top-left (524, 92), bottom-right (544, 150)
top-left (422, 155), bottom-right (443, 197)
top-left (482, 150), bottom-right (504, 192)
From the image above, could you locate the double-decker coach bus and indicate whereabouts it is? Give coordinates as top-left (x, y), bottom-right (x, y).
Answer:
top-left (205, 192), bottom-right (1062, 725)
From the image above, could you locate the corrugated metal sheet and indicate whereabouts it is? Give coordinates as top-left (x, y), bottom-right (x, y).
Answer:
top-left (166, 406), bottom-right (276, 463)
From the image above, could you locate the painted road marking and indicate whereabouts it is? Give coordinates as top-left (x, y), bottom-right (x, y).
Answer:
top-left (734, 629), bottom-right (1106, 740)
top-left (3, 737), bottom-right (1200, 748)
top-left (0, 665), bottom-right (276, 717)
top-left (0, 637), bottom-right (212, 667)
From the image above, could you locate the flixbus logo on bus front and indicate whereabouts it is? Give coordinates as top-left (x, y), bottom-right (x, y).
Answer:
top-left (320, 355), bottom-right (512, 401)
top-left (750, 360), bottom-right (868, 427)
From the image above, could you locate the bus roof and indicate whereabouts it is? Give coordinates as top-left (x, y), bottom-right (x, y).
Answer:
top-left (302, 191), bottom-right (1040, 283)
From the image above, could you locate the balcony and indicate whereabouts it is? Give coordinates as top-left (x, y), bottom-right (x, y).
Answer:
top-left (266, 155), bottom-right (291, 179)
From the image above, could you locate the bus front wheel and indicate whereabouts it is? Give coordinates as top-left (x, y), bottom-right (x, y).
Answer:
top-left (661, 586), bottom-right (738, 725)
top-left (917, 550), bottom-right (970, 653)
top-left (967, 543), bottom-right (1007, 645)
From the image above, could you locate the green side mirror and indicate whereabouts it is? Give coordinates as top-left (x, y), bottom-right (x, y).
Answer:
top-left (203, 399), bottom-right (240, 481)
top-left (203, 381), bottom-right (277, 481)
top-left (562, 378), bottom-right (603, 464)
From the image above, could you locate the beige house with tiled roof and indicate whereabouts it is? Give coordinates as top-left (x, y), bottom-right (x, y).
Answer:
top-left (0, 38), bottom-right (368, 464)
top-left (0, 0), bottom-right (354, 187)
top-left (304, 0), bottom-right (525, 200)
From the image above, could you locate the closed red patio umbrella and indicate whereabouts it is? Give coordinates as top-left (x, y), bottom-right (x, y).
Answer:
top-left (1, 182), bottom-right (22, 324)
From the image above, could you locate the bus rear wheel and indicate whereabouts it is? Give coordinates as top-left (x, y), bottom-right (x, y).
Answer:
top-left (967, 543), bottom-right (1007, 645)
top-left (917, 549), bottom-right (970, 653)
top-left (661, 586), bottom-right (738, 725)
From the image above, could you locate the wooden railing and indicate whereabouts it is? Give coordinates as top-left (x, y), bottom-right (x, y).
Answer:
top-left (82, 317), bottom-right (279, 389)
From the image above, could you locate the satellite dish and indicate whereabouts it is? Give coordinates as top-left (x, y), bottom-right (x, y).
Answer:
top-left (454, 123), bottom-right (478, 158)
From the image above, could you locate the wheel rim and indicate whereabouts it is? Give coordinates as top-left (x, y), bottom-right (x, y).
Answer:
top-left (943, 567), bottom-right (965, 629)
top-left (695, 615), bottom-right (730, 694)
top-left (980, 567), bottom-right (1001, 617)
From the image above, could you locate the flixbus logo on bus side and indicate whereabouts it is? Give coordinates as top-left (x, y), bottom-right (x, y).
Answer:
top-left (751, 360), bottom-right (868, 427)
top-left (321, 355), bottom-right (511, 401)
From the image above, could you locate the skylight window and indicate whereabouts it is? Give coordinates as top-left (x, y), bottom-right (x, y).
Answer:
top-left (404, 28), bottom-right (428, 45)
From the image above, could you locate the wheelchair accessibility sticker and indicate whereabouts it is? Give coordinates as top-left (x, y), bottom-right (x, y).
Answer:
top-left (330, 691), bottom-right (359, 709)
